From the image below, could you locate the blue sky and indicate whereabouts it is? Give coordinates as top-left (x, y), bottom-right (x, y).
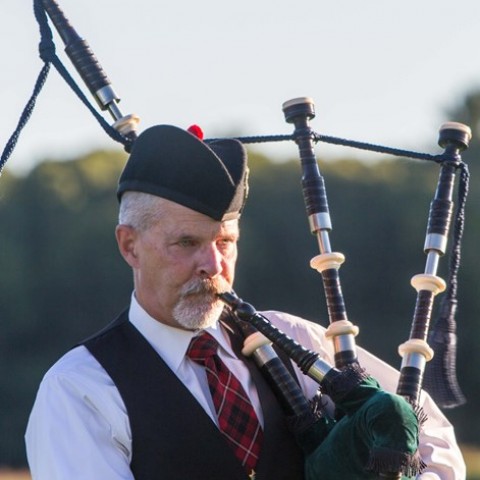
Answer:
top-left (2, 1), bottom-right (480, 173)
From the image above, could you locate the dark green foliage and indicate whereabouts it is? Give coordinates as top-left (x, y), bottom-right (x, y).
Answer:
top-left (0, 136), bottom-right (478, 466)
top-left (0, 151), bottom-right (133, 466)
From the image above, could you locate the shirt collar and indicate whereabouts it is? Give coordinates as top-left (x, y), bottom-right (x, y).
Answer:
top-left (128, 293), bottom-right (237, 373)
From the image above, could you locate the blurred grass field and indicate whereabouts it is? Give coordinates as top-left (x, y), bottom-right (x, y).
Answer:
top-left (1, 444), bottom-right (479, 479)
top-left (0, 471), bottom-right (29, 480)
top-left (463, 444), bottom-right (480, 479)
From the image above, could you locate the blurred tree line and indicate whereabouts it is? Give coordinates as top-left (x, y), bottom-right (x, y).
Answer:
top-left (1, 94), bottom-right (479, 466)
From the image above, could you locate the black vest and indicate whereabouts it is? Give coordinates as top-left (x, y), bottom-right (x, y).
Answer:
top-left (84, 310), bottom-right (305, 480)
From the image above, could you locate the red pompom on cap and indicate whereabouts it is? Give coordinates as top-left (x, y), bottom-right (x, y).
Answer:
top-left (187, 124), bottom-right (204, 140)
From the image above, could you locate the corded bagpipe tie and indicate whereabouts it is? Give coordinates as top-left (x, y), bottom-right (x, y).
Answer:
top-left (0, 0), bottom-right (134, 175)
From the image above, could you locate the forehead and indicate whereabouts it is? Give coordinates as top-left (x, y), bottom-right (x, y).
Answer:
top-left (158, 200), bottom-right (239, 236)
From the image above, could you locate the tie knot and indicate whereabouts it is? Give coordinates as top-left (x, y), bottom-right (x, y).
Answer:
top-left (187, 332), bottom-right (219, 364)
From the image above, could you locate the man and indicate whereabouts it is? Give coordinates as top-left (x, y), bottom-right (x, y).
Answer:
top-left (25, 124), bottom-right (465, 479)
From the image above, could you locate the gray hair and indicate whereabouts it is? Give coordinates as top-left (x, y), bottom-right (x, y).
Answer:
top-left (118, 191), bottom-right (166, 231)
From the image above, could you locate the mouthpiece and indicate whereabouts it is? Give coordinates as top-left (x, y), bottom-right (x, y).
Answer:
top-left (217, 291), bottom-right (257, 319)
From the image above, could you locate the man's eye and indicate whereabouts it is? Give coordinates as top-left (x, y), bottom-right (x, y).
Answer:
top-left (218, 238), bottom-right (235, 248)
top-left (178, 239), bottom-right (196, 247)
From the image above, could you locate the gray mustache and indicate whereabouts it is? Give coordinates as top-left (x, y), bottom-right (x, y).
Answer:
top-left (181, 278), bottom-right (229, 296)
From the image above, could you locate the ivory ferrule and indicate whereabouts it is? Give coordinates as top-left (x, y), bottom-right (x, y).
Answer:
top-left (410, 273), bottom-right (446, 294)
top-left (113, 114), bottom-right (141, 136)
top-left (324, 319), bottom-right (359, 339)
top-left (282, 96), bottom-right (315, 111)
top-left (398, 338), bottom-right (434, 363)
top-left (325, 321), bottom-right (359, 361)
top-left (241, 331), bottom-right (272, 357)
top-left (310, 252), bottom-right (345, 272)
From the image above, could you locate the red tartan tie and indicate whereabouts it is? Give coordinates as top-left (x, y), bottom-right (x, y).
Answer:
top-left (187, 332), bottom-right (263, 474)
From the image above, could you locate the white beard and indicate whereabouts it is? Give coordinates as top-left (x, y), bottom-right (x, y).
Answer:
top-left (172, 277), bottom-right (230, 330)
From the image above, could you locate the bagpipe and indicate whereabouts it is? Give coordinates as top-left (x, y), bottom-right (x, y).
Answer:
top-left (1, 1), bottom-right (471, 478)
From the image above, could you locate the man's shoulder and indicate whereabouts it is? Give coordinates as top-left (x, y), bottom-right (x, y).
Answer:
top-left (42, 345), bottom-right (114, 391)
top-left (43, 308), bottom-right (129, 383)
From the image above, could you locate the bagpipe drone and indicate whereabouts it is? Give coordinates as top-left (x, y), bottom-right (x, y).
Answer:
top-left (1, 1), bottom-right (471, 478)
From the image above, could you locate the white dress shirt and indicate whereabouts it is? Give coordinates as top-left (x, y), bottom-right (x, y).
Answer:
top-left (25, 295), bottom-right (466, 479)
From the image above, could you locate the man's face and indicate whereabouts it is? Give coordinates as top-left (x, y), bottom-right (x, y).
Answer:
top-left (116, 199), bottom-right (239, 330)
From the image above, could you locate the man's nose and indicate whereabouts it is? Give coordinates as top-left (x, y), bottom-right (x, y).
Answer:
top-left (197, 244), bottom-right (223, 278)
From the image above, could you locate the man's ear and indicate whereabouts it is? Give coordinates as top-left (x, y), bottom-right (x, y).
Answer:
top-left (115, 224), bottom-right (140, 268)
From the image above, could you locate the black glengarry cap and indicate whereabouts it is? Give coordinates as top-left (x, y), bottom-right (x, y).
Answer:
top-left (117, 125), bottom-right (249, 221)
